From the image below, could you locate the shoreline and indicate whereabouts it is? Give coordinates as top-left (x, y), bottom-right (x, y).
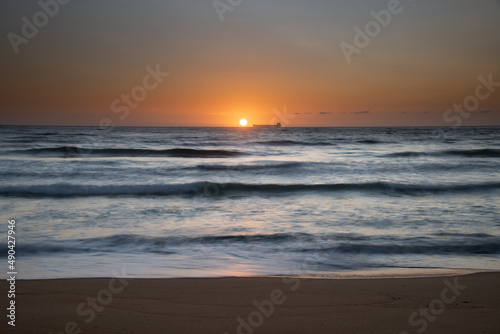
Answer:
top-left (11, 268), bottom-right (497, 281)
top-left (2, 272), bottom-right (499, 333)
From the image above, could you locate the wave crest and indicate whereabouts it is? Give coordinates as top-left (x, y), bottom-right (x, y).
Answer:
top-left (1, 181), bottom-right (499, 197)
top-left (385, 149), bottom-right (500, 158)
top-left (6, 146), bottom-right (244, 158)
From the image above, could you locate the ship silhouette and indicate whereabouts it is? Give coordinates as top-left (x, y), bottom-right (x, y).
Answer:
top-left (253, 122), bottom-right (281, 128)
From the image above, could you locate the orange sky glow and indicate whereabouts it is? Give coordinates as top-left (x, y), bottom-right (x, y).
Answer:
top-left (1, 0), bottom-right (499, 127)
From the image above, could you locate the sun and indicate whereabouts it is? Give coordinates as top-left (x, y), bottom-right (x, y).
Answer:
top-left (239, 119), bottom-right (248, 126)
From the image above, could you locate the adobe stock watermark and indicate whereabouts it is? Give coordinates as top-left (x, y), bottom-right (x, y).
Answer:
top-left (213, 0), bottom-right (244, 22)
top-left (270, 106), bottom-right (297, 128)
top-left (189, 105), bottom-right (294, 202)
top-left (443, 72), bottom-right (500, 126)
top-left (56, 63), bottom-right (169, 159)
top-left (106, 64), bottom-right (169, 126)
top-left (50, 268), bottom-right (129, 334)
top-left (340, 0), bottom-right (415, 64)
top-left (39, 63), bottom-right (168, 188)
top-left (222, 252), bottom-right (319, 334)
top-left (7, 0), bottom-right (71, 54)
top-left (224, 277), bottom-right (300, 334)
top-left (399, 277), bottom-right (467, 334)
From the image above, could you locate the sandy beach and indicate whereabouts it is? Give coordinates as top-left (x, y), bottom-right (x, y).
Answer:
top-left (1, 272), bottom-right (499, 334)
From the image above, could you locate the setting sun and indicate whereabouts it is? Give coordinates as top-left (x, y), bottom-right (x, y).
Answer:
top-left (239, 119), bottom-right (247, 126)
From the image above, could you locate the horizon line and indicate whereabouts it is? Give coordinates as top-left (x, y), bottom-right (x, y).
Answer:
top-left (1, 124), bottom-right (500, 128)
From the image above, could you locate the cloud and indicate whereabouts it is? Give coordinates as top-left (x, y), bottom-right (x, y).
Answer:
top-left (399, 111), bottom-right (433, 114)
top-left (352, 111), bottom-right (371, 114)
top-left (319, 112), bottom-right (333, 114)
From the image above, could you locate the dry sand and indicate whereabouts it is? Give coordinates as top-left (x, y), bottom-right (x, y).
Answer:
top-left (1, 272), bottom-right (499, 334)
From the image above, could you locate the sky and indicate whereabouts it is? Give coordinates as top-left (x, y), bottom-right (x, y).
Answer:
top-left (0, 0), bottom-right (499, 127)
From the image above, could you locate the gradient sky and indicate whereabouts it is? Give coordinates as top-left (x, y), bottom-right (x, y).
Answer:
top-left (1, 0), bottom-right (499, 126)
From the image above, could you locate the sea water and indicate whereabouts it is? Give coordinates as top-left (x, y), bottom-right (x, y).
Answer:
top-left (0, 126), bottom-right (499, 279)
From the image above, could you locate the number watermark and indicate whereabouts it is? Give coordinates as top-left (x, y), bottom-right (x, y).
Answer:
top-left (7, 219), bottom-right (17, 327)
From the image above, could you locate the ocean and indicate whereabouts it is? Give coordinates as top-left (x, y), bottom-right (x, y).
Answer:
top-left (1, 125), bottom-right (499, 279)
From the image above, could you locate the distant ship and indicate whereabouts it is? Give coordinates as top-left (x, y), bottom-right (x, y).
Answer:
top-left (253, 122), bottom-right (282, 128)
